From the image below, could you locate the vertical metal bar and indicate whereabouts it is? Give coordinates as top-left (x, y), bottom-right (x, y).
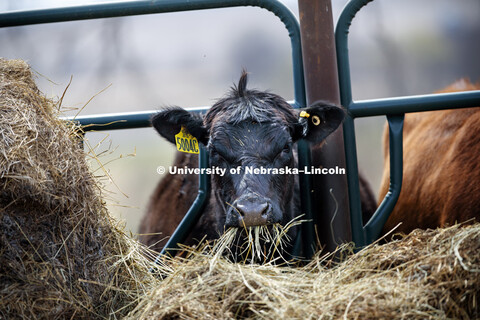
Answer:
top-left (155, 145), bottom-right (210, 260)
top-left (335, 0), bottom-right (374, 109)
top-left (341, 115), bottom-right (365, 245)
top-left (296, 140), bottom-right (314, 258)
top-left (334, 0), bottom-right (375, 247)
top-left (298, 0), bottom-right (351, 256)
top-left (364, 114), bottom-right (403, 243)
top-left (335, 0), bottom-right (404, 247)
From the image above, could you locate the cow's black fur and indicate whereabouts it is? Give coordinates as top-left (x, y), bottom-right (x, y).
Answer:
top-left (141, 71), bottom-right (369, 258)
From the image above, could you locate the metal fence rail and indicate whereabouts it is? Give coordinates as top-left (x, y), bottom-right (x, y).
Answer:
top-left (2, 0), bottom-right (480, 254)
top-left (0, 0), bottom-right (306, 108)
top-left (335, 0), bottom-right (480, 247)
top-left (1, 0), bottom-right (320, 258)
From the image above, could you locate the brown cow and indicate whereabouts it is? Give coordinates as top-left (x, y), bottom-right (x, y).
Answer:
top-left (140, 71), bottom-right (376, 257)
top-left (379, 79), bottom-right (480, 235)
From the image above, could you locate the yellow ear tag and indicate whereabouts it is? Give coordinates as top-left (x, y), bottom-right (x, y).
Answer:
top-left (299, 110), bottom-right (310, 118)
top-left (175, 126), bottom-right (199, 154)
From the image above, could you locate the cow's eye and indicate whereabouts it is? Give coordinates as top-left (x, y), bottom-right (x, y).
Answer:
top-left (274, 143), bottom-right (292, 162)
top-left (282, 144), bottom-right (291, 154)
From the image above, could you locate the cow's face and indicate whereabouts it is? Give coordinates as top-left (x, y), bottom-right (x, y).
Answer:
top-left (208, 119), bottom-right (296, 228)
top-left (152, 72), bottom-right (344, 233)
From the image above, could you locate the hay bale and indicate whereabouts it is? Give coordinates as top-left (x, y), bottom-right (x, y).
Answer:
top-left (128, 224), bottom-right (479, 319)
top-left (0, 58), bottom-right (156, 319)
top-left (2, 59), bottom-right (477, 320)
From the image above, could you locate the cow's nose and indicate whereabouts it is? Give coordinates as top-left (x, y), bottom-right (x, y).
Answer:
top-left (229, 197), bottom-right (273, 227)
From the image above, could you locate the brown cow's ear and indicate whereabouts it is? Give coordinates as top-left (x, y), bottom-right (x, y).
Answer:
top-left (151, 107), bottom-right (209, 145)
top-left (296, 102), bottom-right (345, 144)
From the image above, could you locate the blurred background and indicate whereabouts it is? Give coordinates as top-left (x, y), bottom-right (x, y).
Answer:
top-left (1, 0), bottom-right (479, 235)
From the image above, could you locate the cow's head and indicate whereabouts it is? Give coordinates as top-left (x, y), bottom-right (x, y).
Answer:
top-left (152, 71), bottom-right (344, 236)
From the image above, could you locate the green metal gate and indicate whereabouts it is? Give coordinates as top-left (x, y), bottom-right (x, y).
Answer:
top-left (337, 0), bottom-right (480, 247)
top-left (1, 0), bottom-right (479, 258)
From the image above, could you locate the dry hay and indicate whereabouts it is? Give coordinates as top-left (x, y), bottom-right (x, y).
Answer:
top-left (129, 223), bottom-right (479, 320)
top-left (210, 217), bottom-right (305, 264)
top-left (1, 58), bottom-right (479, 320)
top-left (0, 58), bottom-right (157, 319)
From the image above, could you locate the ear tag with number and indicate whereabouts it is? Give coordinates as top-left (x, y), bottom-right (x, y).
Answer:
top-left (299, 110), bottom-right (310, 118)
top-left (175, 126), bottom-right (199, 154)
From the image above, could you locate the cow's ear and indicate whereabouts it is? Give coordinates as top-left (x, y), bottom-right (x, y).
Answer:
top-left (295, 102), bottom-right (345, 144)
top-left (151, 107), bottom-right (209, 145)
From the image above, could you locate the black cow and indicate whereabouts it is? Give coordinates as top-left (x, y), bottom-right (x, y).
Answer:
top-left (139, 71), bottom-right (376, 259)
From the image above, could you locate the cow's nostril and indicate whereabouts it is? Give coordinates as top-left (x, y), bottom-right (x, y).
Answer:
top-left (237, 202), bottom-right (270, 217)
top-left (232, 198), bottom-right (272, 227)
top-left (261, 203), bottom-right (270, 217)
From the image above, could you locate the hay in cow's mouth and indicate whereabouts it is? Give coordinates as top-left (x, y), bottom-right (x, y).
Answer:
top-left (211, 216), bottom-right (306, 264)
